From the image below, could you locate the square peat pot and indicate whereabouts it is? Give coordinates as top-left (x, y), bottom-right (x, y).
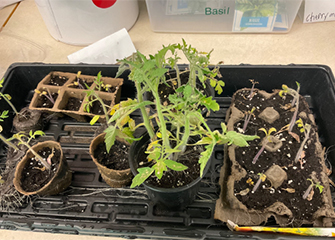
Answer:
top-left (0, 63), bottom-right (335, 239)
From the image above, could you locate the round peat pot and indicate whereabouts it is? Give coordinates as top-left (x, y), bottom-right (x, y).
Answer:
top-left (129, 130), bottom-right (211, 210)
top-left (13, 141), bottom-right (72, 196)
top-left (13, 107), bottom-right (43, 132)
top-left (89, 132), bottom-right (132, 188)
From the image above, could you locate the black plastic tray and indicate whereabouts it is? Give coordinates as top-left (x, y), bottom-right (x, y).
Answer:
top-left (1, 63), bottom-right (335, 240)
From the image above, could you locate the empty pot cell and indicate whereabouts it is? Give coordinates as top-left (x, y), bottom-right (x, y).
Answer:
top-left (57, 90), bottom-right (85, 112)
top-left (83, 93), bottom-right (114, 116)
top-left (93, 77), bottom-right (123, 94)
top-left (67, 76), bottom-right (94, 89)
top-left (40, 71), bottom-right (73, 87)
top-left (31, 87), bottom-right (59, 109)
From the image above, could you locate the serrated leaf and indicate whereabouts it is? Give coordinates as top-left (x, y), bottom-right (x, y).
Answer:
top-left (90, 115), bottom-right (100, 125)
top-left (130, 167), bottom-right (154, 188)
top-left (215, 84), bottom-right (223, 95)
top-left (148, 151), bottom-right (160, 161)
top-left (164, 159), bottom-right (188, 171)
top-left (152, 161), bottom-right (167, 179)
top-left (198, 144), bottom-right (214, 176)
top-left (104, 126), bottom-right (117, 153)
top-left (200, 96), bottom-right (219, 111)
top-left (196, 137), bottom-right (213, 145)
top-left (183, 85), bottom-right (193, 99)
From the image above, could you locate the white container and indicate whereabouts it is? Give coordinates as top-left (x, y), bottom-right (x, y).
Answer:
top-left (35, 0), bottom-right (139, 45)
top-left (145, 0), bottom-right (302, 33)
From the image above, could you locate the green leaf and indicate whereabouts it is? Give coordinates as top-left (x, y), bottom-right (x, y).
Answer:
top-left (4, 94), bottom-right (11, 100)
top-left (152, 161), bottom-right (167, 179)
top-left (224, 131), bottom-right (259, 147)
top-left (104, 126), bottom-right (117, 153)
top-left (164, 159), bottom-right (188, 171)
top-left (148, 151), bottom-right (160, 161)
top-left (0, 110), bottom-right (9, 119)
top-left (130, 167), bottom-right (154, 188)
top-left (198, 144), bottom-right (214, 177)
top-left (183, 85), bottom-right (193, 99)
top-left (90, 115), bottom-right (100, 125)
top-left (215, 84), bottom-right (223, 95)
top-left (200, 96), bottom-right (220, 111)
top-left (34, 130), bottom-right (45, 137)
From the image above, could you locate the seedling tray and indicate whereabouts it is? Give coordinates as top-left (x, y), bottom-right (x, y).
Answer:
top-left (1, 63), bottom-right (335, 239)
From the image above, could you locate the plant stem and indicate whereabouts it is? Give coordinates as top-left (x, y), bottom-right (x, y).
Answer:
top-left (303, 184), bottom-right (313, 199)
top-left (288, 93), bottom-right (299, 133)
top-left (0, 134), bottom-right (18, 151)
top-left (174, 115), bottom-right (190, 160)
top-left (135, 81), bottom-right (155, 139)
top-left (0, 92), bottom-right (18, 115)
top-left (294, 125), bottom-right (311, 163)
top-left (95, 94), bottom-right (110, 123)
top-left (252, 177), bottom-right (263, 193)
top-left (21, 142), bottom-right (51, 170)
top-left (252, 144), bottom-right (266, 164)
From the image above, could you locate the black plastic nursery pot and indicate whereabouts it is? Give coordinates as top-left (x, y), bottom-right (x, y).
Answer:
top-left (0, 63), bottom-right (335, 239)
top-left (128, 129), bottom-right (212, 210)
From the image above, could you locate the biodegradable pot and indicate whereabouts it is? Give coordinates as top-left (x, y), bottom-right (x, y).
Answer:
top-left (13, 107), bottom-right (43, 132)
top-left (215, 88), bottom-right (335, 227)
top-left (129, 130), bottom-right (212, 210)
top-left (89, 132), bottom-right (132, 188)
top-left (13, 141), bottom-right (72, 196)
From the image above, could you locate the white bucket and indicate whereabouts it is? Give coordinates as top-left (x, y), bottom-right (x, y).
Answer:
top-left (34, 0), bottom-right (139, 45)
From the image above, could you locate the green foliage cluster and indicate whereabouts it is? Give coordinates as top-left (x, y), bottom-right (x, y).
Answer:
top-left (236, 0), bottom-right (278, 17)
top-left (102, 40), bottom-right (258, 188)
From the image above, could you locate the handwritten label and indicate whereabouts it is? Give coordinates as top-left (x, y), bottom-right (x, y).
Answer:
top-left (303, 0), bottom-right (335, 23)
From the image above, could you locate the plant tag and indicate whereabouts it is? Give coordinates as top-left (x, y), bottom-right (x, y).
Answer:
top-left (233, 0), bottom-right (278, 32)
top-left (300, 0), bottom-right (335, 23)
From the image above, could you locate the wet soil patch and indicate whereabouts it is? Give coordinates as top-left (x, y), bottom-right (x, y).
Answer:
top-left (65, 97), bottom-right (82, 111)
top-left (69, 77), bottom-right (93, 89)
top-left (93, 141), bottom-right (129, 170)
top-left (90, 99), bottom-right (111, 115)
top-left (36, 93), bottom-right (58, 108)
top-left (20, 147), bottom-right (60, 192)
top-left (48, 74), bottom-right (68, 86)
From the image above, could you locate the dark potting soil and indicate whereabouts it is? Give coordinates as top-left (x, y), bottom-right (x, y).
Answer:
top-left (21, 147), bottom-right (60, 192)
top-left (48, 75), bottom-right (68, 86)
top-left (90, 99), bottom-right (111, 115)
top-left (137, 142), bottom-right (202, 188)
top-left (231, 89), bottom-right (324, 222)
top-left (69, 77), bottom-right (93, 89)
top-left (36, 93), bottom-right (58, 108)
top-left (94, 142), bottom-right (130, 170)
top-left (65, 97), bottom-right (82, 111)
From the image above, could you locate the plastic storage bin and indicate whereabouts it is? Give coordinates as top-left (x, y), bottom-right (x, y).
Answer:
top-left (34, 0), bottom-right (139, 45)
top-left (145, 0), bottom-right (302, 33)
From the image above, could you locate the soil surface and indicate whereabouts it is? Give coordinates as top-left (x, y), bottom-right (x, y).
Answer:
top-left (21, 147), bottom-right (60, 192)
top-left (48, 75), bottom-right (68, 86)
top-left (37, 93), bottom-right (58, 108)
top-left (90, 99), bottom-right (111, 115)
top-left (69, 77), bottom-right (93, 89)
top-left (231, 88), bottom-right (324, 223)
top-left (136, 140), bottom-right (202, 188)
top-left (94, 141), bottom-right (130, 170)
top-left (65, 97), bottom-right (82, 111)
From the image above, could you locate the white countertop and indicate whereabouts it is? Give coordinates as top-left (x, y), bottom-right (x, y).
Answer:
top-left (0, 0), bottom-right (335, 239)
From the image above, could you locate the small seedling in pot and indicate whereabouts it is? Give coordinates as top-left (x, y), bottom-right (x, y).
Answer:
top-left (303, 178), bottom-right (324, 200)
top-left (34, 88), bottom-right (57, 106)
top-left (252, 127), bottom-right (276, 164)
top-left (247, 79), bottom-right (258, 100)
top-left (279, 82), bottom-right (300, 132)
top-left (242, 107), bottom-right (256, 132)
top-left (93, 72), bottom-right (114, 92)
top-left (84, 72), bottom-right (112, 120)
top-left (252, 173), bottom-right (266, 193)
top-left (294, 118), bottom-right (311, 164)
